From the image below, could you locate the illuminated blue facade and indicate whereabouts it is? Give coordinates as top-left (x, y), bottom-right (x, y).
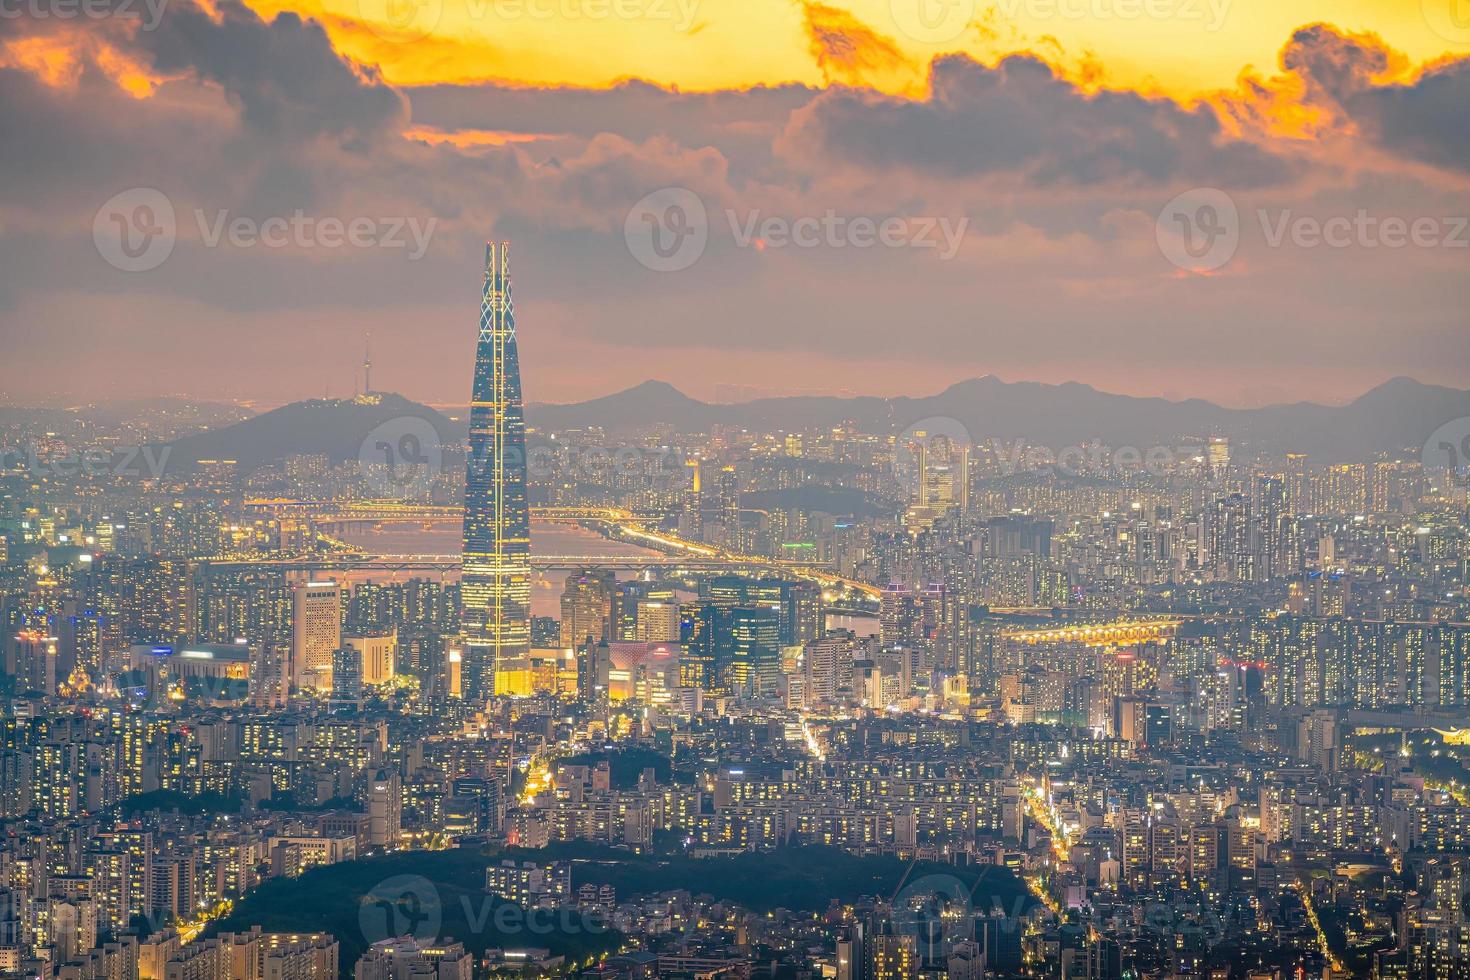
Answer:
top-left (460, 242), bottom-right (531, 700)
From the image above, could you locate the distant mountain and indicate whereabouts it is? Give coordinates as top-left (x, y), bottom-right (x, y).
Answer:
top-left (529, 376), bottom-right (1470, 460)
top-left (531, 380), bottom-right (712, 429)
top-left (157, 377), bottom-right (1470, 471)
top-left (161, 394), bottom-right (460, 472)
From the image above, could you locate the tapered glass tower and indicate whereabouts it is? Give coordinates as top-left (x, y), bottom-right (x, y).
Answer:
top-left (460, 241), bottom-right (531, 700)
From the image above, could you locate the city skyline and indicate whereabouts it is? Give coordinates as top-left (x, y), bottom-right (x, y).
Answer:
top-left (2, 1), bottom-right (1469, 979)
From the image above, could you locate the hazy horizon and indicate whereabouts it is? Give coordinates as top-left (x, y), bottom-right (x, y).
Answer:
top-left (3, 371), bottom-right (1462, 416)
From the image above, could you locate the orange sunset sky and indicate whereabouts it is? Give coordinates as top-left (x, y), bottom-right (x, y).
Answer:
top-left (1, 0), bottom-right (1467, 407)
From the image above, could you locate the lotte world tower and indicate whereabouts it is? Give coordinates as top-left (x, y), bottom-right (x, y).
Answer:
top-left (460, 241), bottom-right (531, 701)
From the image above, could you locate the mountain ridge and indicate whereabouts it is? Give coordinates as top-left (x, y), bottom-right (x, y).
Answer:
top-left (161, 393), bottom-right (458, 472)
top-left (152, 377), bottom-right (1470, 469)
top-left (528, 376), bottom-right (1470, 459)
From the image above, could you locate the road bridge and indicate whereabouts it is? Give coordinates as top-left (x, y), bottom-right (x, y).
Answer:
top-left (1000, 619), bottom-right (1183, 647)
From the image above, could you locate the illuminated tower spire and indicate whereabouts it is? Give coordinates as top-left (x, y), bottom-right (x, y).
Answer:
top-left (460, 241), bottom-right (531, 700)
top-left (363, 332), bottom-right (373, 394)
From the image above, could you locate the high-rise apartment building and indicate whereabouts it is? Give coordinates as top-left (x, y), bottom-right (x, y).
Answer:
top-left (559, 568), bottom-right (613, 649)
top-left (291, 582), bottom-right (340, 692)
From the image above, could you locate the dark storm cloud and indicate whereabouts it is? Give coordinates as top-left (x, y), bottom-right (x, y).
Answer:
top-left (0, 6), bottom-right (747, 315)
top-left (1281, 24), bottom-right (1392, 102)
top-left (0, 63), bottom-right (136, 194)
top-left (779, 52), bottom-right (1293, 187)
top-left (1282, 24), bottom-right (1470, 174)
top-left (0, 1), bottom-right (403, 221)
top-left (136, 0), bottom-right (406, 140)
top-left (1370, 61), bottom-right (1470, 171)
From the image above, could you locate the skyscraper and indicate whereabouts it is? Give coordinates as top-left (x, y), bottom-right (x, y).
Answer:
top-left (330, 645), bottom-right (362, 703)
top-left (291, 581), bottom-right (340, 692)
top-left (461, 242), bottom-right (531, 701)
top-left (560, 568), bottom-right (613, 649)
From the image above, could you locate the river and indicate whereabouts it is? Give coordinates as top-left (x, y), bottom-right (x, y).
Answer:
top-left (331, 520), bottom-right (876, 634)
top-left (333, 520), bottom-right (664, 618)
